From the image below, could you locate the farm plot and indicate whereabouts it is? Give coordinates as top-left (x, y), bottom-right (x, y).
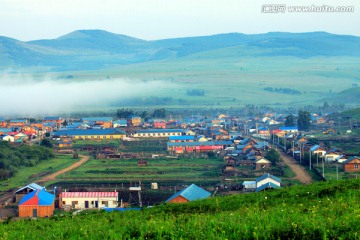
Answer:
top-left (56, 157), bottom-right (223, 182)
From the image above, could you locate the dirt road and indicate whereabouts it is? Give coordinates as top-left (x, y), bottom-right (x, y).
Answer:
top-left (37, 155), bottom-right (90, 183)
top-left (274, 147), bottom-right (313, 184)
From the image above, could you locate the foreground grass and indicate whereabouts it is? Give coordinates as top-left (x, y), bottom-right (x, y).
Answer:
top-left (1, 179), bottom-right (360, 239)
top-left (0, 155), bottom-right (77, 193)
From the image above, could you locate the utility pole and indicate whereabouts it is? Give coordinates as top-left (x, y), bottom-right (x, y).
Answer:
top-left (336, 165), bottom-right (339, 181)
top-left (322, 156), bottom-right (325, 178)
top-left (309, 149), bottom-right (312, 170)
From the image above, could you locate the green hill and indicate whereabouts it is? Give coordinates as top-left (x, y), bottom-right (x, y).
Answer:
top-left (325, 87), bottom-right (360, 105)
top-left (1, 179), bottom-right (360, 239)
top-left (1, 30), bottom-right (360, 71)
top-left (341, 106), bottom-right (360, 120)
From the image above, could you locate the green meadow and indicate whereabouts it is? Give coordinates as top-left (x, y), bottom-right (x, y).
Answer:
top-left (1, 179), bottom-right (360, 239)
top-left (55, 157), bottom-right (223, 182)
top-left (0, 154), bottom-right (76, 193)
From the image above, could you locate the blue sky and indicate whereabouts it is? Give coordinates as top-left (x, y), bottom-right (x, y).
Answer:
top-left (0, 0), bottom-right (359, 41)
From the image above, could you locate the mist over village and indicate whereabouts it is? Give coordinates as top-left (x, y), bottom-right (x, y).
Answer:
top-left (0, 0), bottom-right (359, 239)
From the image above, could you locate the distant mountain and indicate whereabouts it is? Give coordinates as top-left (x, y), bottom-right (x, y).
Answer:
top-left (1, 30), bottom-right (360, 71)
top-left (326, 87), bottom-right (360, 104)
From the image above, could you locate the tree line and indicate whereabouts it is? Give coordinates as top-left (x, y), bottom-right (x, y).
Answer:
top-left (0, 142), bottom-right (54, 180)
top-left (116, 108), bottom-right (166, 120)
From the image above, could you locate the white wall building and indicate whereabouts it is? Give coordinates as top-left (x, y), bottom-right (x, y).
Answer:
top-left (60, 192), bottom-right (118, 209)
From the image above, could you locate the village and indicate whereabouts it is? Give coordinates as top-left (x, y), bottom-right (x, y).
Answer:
top-left (0, 111), bottom-right (359, 219)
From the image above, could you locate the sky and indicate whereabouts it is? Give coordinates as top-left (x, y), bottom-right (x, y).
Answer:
top-left (0, 0), bottom-right (359, 41)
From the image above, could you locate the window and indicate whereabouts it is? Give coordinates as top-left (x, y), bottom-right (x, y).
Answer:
top-left (62, 201), bottom-right (66, 205)
top-left (355, 164), bottom-right (359, 169)
top-left (101, 201), bottom-right (108, 204)
top-left (113, 201), bottom-right (117, 205)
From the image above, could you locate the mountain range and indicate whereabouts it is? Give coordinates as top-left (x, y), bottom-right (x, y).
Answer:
top-left (1, 30), bottom-right (360, 71)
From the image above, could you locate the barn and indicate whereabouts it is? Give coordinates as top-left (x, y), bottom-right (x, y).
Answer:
top-left (343, 156), bottom-right (360, 172)
top-left (166, 184), bottom-right (211, 203)
top-left (15, 183), bottom-right (45, 203)
top-left (18, 189), bottom-right (55, 218)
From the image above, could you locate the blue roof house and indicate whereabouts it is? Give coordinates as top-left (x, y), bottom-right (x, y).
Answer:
top-left (166, 184), bottom-right (211, 203)
top-left (255, 173), bottom-right (281, 192)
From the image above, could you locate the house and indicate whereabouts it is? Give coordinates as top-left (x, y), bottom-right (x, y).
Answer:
top-left (2, 135), bottom-right (15, 142)
top-left (342, 156), bottom-right (360, 172)
top-left (243, 181), bottom-right (256, 191)
top-left (54, 128), bottom-right (126, 140)
top-left (167, 141), bottom-right (232, 154)
top-left (165, 184), bottom-right (211, 203)
top-left (310, 145), bottom-right (327, 157)
top-left (0, 128), bottom-right (12, 135)
top-left (279, 126), bottom-right (298, 133)
top-left (255, 157), bottom-right (272, 170)
top-left (0, 117), bottom-right (7, 127)
top-left (258, 127), bottom-right (270, 138)
top-left (113, 119), bottom-right (127, 128)
top-left (9, 119), bottom-right (28, 127)
top-left (255, 173), bottom-right (281, 192)
top-left (133, 129), bottom-right (184, 138)
top-left (43, 117), bottom-right (63, 127)
top-left (154, 121), bottom-right (167, 129)
top-left (58, 139), bottom-right (73, 148)
top-left (60, 191), bottom-right (118, 209)
top-left (15, 183), bottom-right (45, 203)
top-left (336, 155), bottom-right (348, 163)
top-left (324, 150), bottom-right (343, 162)
top-left (82, 117), bottom-right (113, 129)
top-left (128, 115), bottom-right (141, 127)
top-left (18, 189), bottom-right (55, 218)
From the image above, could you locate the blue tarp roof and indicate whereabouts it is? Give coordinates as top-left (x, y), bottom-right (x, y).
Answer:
top-left (167, 141), bottom-right (232, 147)
top-left (19, 189), bottom-right (55, 206)
top-left (82, 117), bottom-right (113, 122)
top-left (166, 184), bottom-right (211, 202)
top-left (169, 136), bottom-right (195, 140)
top-left (0, 128), bottom-right (12, 133)
top-left (279, 126), bottom-right (298, 131)
top-left (10, 119), bottom-right (27, 123)
top-left (102, 208), bottom-right (141, 212)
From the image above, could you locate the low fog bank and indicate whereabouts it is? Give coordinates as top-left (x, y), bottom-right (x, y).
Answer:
top-left (0, 77), bottom-right (174, 117)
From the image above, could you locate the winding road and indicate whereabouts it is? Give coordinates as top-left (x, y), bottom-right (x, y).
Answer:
top-left (273, 146), bottom-right (313, 184)
top-left (36, 155), bottom-right (90, 183)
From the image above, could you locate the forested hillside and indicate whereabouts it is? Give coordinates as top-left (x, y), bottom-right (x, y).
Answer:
top-left (0, 142), bottom-right (54, 179)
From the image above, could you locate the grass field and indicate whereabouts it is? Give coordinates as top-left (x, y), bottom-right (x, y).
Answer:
top-left (56, 157), bottom-right (223, 182)
top-left (2, 179), bottom-right (360, 239)
top-left (0, 154), bottom-right (77, 193)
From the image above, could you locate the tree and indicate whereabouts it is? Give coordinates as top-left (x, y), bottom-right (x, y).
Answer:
top-left (40, 139), bottom-right (53, 148)
top-left (116, 108), bottom-right (134, 118)
top-left (284, 114), bottom-right (296, 127)
top-left (297, 110), bottom-right (311, 131)
top-left (265, 149), bottom-right (280, 164)
top-left (152, 108), bottom-right (166, 118)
